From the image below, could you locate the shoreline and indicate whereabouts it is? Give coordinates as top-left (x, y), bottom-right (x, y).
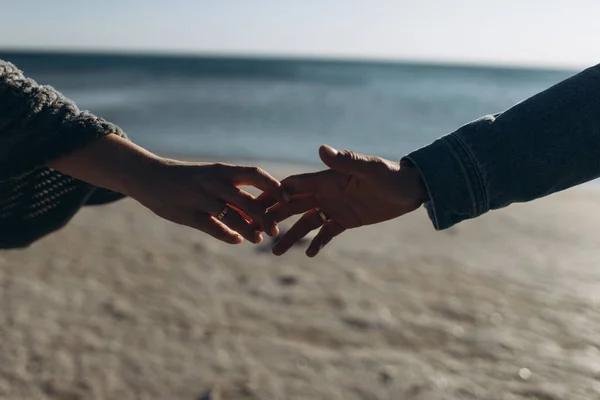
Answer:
top-left (0, 48), bottom-right (579, 73)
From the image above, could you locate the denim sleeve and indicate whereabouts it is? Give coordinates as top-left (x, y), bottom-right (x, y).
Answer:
top-left (404, 63), bottom-right (600, 230)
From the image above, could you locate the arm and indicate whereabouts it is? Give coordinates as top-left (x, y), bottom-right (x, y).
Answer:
top-left (405, 63), bottom-right (600, 230)
top-left (47, 133), bottom-right (289, 243)
top-left (266, 64), bottom-right (600, 256)
top-left (0, 60), bottom-right (286, 244)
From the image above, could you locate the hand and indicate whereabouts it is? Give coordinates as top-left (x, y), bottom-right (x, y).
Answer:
top-left (266, 145), bottom-right (428, 256)
top-left (49, 134), bottom-right (288, 244)
top-left (132, 159), bottom-right (289, 244)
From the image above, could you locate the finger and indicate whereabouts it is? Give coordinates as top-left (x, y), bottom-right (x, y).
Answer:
top-left (231, 166), bottom-right (290, 202)
top-left (217, 205), bottom-right (264, 244)
top-left (280, 170), bottom-right (334, 195)
top-left (272, 209), bottom-right (324, 256)
top-left (268, 194), bottom-right (317, 223)
top-left (256, 192), bottom-right (278, 209)
top-left (188, 213), bottom-right (243, 244)
top-left (227, 204), bottom-right (251, 222)
top-left (198, 194), bottom-right (263, 243)
top-left (319, 144), bottom-right (387, 176)
top-left (215, 184), bottom-right (278, 236)
top-left (227, 204), bottom-right (261, 234)
top-left (306, 220), bottom-right (346, 257)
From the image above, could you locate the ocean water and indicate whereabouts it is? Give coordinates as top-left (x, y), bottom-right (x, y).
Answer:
top-left (2, 51), bottom-right (575, 164)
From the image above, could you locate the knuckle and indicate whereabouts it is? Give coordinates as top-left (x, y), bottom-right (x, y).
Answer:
top-left (370, 157), bottom-right (387, 170)
top-left (338, 150), bottom-right (354, 160)
top-left (246, 166), bottom-right (263, 175)
top-left (213, 162), bottom-right (228, 171)
top-left (256, 167), bottom-right (268, 176)
top-left (207, 164), bottom-right (229, 180)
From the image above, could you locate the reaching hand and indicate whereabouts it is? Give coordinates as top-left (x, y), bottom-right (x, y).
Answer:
top-left (266, 145), bottom-right (429, 256)
top-left (133, 160), bottom-right (289, 244)
top-left (49, 134), bottom-right (289, 245)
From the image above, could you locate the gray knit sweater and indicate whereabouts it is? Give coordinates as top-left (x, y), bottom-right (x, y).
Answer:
top-left (0, 60), bottom-right (126, 248)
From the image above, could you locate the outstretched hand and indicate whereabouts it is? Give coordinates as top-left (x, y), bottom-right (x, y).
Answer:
top-left (50, 134), bottom-right (289, 245)
top-left (132, 160), bottom-right (289, 244)
top-left (265, 145), bottom-right (429, 257)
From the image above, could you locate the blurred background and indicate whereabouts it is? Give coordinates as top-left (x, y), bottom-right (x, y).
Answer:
top-left (2, 1), bottom-right (600, 399)
top-left (1, 0), bottom-right (594, 164)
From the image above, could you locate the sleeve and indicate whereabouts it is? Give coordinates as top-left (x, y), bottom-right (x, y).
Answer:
top-left (404, 63), bottom-right (600, 230)
top-left (0, 60), bottom-right (125, 182)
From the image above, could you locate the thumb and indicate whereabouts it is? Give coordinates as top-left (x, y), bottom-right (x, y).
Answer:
top-left (319, 144), bottom-right (381, 175)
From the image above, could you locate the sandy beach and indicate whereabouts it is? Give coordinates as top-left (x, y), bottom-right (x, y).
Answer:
top-left (1, 162), bottom-right (600, 400)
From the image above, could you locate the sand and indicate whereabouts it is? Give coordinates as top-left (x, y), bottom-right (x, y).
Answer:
top-left (1, 162), bottom-right (600, 400)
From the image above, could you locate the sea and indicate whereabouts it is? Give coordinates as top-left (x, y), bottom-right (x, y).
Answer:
top-left (1, 51), bottom-right (576, 165)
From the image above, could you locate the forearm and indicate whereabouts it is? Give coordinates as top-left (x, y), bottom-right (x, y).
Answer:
top-left (48, 134), bottom-right (161, 198)
top-left (406, 63), bottom-right (600, 229)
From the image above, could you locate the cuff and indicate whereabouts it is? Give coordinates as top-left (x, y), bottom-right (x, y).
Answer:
top-left (403, 133), bottom-right (488, 230)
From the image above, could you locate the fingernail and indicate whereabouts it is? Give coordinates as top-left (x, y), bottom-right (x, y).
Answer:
top-left (283, 191), bottom-right (291, 202)
top-left (321, 145), bottom-right (338, 157)
top-left (254, 231), bottom-right (263, 243)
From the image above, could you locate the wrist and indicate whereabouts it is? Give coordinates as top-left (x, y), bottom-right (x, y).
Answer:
top-left (399, 159), bottom-right (429, 204)
top-left (106, 141), bottom-right (167, 199)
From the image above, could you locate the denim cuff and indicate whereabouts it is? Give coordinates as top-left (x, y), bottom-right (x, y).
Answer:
top-left (403, 133), bottom-right (488, 230)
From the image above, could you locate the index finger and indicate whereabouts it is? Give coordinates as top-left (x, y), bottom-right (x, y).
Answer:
top-left (231, 166), bottom-right (290, 203)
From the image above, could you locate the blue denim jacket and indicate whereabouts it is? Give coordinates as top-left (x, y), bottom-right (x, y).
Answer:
top-left (405, 63), bottom-right (600, 230)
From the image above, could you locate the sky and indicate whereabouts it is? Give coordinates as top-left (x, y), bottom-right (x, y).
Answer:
top-left (0, 0), bottom-right (598, 69)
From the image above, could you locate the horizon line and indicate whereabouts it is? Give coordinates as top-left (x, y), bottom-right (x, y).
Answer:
top-left (0, 46), bottom-right (580, 72)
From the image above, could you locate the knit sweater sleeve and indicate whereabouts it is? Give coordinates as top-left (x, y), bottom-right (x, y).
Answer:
top-left (0, 60), bottom-right (124, 182)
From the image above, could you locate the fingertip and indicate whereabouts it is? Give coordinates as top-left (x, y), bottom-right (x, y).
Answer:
top-left (269, 224), bottom-right (280, 237)
top-left (232, 235), bottom-right (243, 244)
top-left (257, 216), bottom-right (278, 237)
top-left (272, 244), bottom-right (285, 256)
top-left (319, 144), bottom-right (338, 159)
top-left (306, 243), bottom-right (324, 257)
